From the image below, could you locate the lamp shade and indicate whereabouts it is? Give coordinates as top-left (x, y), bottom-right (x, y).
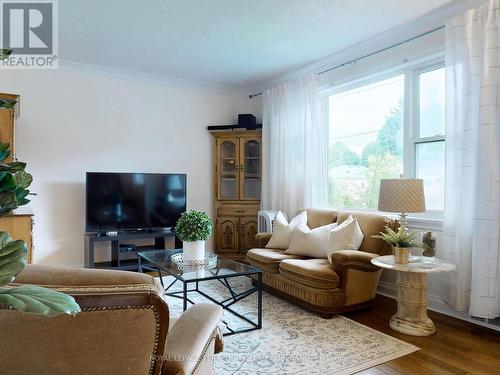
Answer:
top-left (378, 178), bottom-right (426, 213)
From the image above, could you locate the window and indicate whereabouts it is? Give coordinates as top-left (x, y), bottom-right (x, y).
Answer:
top-left (327, 63), bottom-right (446, 212)
top-left (328, 75), bottom-right (404, 209)
top-left (414, 67), bottom-right (445, 211)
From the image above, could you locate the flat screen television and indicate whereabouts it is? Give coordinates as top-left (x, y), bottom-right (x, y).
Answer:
top-left (85, 172), bottom-right (187, 233)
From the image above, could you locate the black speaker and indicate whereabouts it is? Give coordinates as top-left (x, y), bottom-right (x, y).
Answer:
top-left (238, 114), bottom-right (257, 129)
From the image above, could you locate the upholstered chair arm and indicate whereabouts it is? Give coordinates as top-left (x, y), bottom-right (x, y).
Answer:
top-left (162, 303), bottom-right (223, 375)
top-left (330, 250), bottom-right (382, 306)
top-left (255, 233), bottom-right (272, 248)
top-left (330, 250), bottom-right (380, 271)
top-left (12, 264), bottom-right (163, 292)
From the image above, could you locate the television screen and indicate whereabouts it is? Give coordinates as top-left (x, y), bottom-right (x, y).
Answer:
top-left (85, 172), bottom-right (186, 232)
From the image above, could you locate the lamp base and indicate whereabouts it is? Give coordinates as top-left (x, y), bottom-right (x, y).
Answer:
top-left (399, 212), bottom-right (408, 231)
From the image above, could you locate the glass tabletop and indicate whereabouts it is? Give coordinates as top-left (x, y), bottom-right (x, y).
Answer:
top-left (138, 249), bottom-right (261, 282)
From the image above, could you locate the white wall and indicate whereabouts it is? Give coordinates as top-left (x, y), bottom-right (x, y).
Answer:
top-left (0, 67), bottom-right (252, 267)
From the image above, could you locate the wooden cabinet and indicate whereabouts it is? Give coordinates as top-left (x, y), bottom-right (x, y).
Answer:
top-left (0, 214), bottom-right (34, 263)
top-left (211, 130), bottom-right (261, 260)
top-left (216, 216), bottom-right (239, 253)
top-left (239, 216), bottom-right (259, 251)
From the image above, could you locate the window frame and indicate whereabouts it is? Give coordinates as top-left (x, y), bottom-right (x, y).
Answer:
top-left (409, 62), bottom-right (446, 215)
top-left (322, 55), bottom-right (445, 219)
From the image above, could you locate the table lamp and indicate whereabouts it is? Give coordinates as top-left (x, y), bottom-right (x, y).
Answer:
top-left (377, 177), bottom-right (426, 230)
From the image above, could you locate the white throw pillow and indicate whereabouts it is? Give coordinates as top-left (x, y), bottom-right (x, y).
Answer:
top-left (326, 217), bottom-right (364, 264)
top-left (285, 222), bottom-right (338, 258)
top-left (266, 210), bottom-right (307, 250)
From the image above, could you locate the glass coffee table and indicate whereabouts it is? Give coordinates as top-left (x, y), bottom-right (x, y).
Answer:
top-left (138, 249), bottom-right (262, 336)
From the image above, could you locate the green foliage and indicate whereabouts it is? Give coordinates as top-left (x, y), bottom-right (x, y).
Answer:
top-left (360, 101), bottom-right (403, 166)
top-left (328, 141), bottom-right (361, 168)
top-left (0, 99), bottom-right (17, 110)
top-left (372, 226), bottom-right (420, 248)
top-left (0, 145), bottom-right (33, 215)
top-left (364, 153), bottom-right (403, 209)
top-left (328, 178), bottom-right (357, 209)
top-left (328, 100), bottom-right (404, 209)
top-left (175, 210), bottom-right (213, 242)
top-left (0, 285), bottom-right (81, 317)
top-left (0, 48), bottom-right (13, 61)
top-left (0, 143), bottom-right (10, 164)
top-left (0, 231), bottom-right (27, 286)
top-left (0, 142), bottom-right (80, 316)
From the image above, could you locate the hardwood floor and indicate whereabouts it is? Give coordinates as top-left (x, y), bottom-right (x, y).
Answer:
top-left (344, 294), bottom-right (500, 375)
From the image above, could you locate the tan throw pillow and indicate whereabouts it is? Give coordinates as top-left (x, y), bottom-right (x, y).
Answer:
top-left (266, 210), bottom-right (307, 250)
top-left (326, 217), bottom-right (364, 264)
top-left (285, 222), bottom-right (338, 258)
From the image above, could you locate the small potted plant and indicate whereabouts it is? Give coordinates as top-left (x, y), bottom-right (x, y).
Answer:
top-left (175, 210), bottom-right (213, 262)
top-left (372, 226), bottom-right (420, 264)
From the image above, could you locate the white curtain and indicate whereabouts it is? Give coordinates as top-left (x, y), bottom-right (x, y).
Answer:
top-left (261, 74), bottom-right (327, 218)
top-left (442, 0), bottom-right (500, 318)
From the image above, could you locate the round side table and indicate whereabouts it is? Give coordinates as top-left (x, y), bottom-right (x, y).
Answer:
top-left (371, 255), bottom-right (455, 336)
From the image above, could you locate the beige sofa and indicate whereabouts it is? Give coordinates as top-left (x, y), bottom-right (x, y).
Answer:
top-left (247, 209), bottom-right (396, 317)
top-left (0, 265), bottom-right (223, 375)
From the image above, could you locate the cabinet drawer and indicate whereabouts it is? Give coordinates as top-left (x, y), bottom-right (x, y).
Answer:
top-left (218, 204), bottom-right (259, 217)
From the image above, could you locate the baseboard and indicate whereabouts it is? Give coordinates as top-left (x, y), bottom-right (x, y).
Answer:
top-left (377, 281), bottom-right (500, 333)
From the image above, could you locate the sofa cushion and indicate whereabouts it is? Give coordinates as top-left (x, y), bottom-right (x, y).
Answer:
top-left (305, 208), bottom-right (338, 229)
top-left (279, 259), bottom-right (340, 289)
top-left (326, 218), bottom-right (364, 264)
top-left (247, 248), bottom-right (306, 274)
top-left (266, 210), bottom-right (308, 249)
top-left (337, 210), bottom-right (392, 253)
top-left (285, 222), bottom-right (338, 258)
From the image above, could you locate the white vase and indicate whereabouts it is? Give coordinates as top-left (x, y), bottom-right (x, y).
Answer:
top-left (183, 240), bottom-right (205, 262)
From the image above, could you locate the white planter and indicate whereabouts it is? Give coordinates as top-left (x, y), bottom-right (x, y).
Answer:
top-left (183, 240), bottom-right (205, 261)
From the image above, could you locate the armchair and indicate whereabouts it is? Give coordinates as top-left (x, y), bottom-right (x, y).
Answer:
top-left (0, 265), bottom-right (223, 375)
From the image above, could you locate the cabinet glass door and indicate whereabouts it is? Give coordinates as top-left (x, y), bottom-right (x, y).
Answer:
top-left (240, 138), bottom-right (261, 199)
top-left (218, 139), bottom-right (239, 199)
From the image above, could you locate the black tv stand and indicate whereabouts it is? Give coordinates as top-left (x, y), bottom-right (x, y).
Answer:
top-left (85, 229), bottom-right (181, 271)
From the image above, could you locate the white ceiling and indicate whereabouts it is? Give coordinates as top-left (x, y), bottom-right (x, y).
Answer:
top-left (60, 0), bottom-right (452, 89)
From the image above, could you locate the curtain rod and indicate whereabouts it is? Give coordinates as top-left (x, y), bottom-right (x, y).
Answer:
top-left (248, 24), bottom-right (445, 99)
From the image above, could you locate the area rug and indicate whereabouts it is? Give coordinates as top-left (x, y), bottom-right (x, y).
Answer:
top-left (161, 275), bottom-right (419, 375)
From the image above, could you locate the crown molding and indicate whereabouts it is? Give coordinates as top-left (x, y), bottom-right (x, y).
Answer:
top-left (249, 0), bottom-right (486, 96)
top-left (58, 59), bottom-right (249, 94)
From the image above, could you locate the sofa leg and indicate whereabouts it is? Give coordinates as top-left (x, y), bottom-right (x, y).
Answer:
top-left (319, 313), bottom-right (334, 319)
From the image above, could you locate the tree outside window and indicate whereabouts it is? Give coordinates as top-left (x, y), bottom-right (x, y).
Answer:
top-left (328, 75), bottom-right (404, 209)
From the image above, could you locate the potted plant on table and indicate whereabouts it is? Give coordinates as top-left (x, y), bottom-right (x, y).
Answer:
top-left (372, 226), bottom-right (420, 264)
top-left (175, 210), bottom-right (213, 262)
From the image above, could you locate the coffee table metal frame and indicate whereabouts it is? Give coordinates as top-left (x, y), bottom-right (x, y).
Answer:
top-left (138, 249), bottom-right (262, 336)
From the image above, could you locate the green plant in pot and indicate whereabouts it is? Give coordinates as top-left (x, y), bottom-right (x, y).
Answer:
top-left (0, 139), bottom-right (80, 315)
top-left (175, 210), bottom-right (213, 262)
top-left (372, 226), bottom-right (420, 264)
